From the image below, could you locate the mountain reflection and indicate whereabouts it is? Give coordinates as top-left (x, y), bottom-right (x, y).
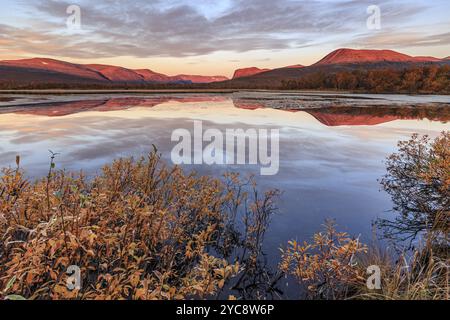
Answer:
top-left (0, 96), bottom-right (227, 117)
top-left (0, 95), bottom-right (448, 126)
top-left (232, 100), bottom-right (450, 126)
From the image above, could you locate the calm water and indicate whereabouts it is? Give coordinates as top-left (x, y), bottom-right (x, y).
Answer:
top-left (0, 92), bottom-right (449, 297)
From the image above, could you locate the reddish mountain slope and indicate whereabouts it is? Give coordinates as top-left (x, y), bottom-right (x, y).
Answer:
top-left (84, 64), bottom-right (144, 82)
top-left (412, 56), bottom-right (442, 62)
top-left (221, 49), bottom-right (447, 89)
top-left (134, 69), bottom-right (171, 82)
top-left (1, 49), bottom-right (446, 88)
top-left (283, 64), bottom-right (305, 69)
top-left (233, 67), bottom-right (271, 79)
top-left (0, 57), bottom-right (229, 84)
top-left (315, 48), bottom-right (441, 65)
top-left (0, 58), bottom-right (106, 81)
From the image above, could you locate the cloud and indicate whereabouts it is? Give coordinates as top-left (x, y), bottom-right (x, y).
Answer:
top-left (0, 0), bottom-right (448, 59)
top-left (351, 30), bottom-right (450, 48)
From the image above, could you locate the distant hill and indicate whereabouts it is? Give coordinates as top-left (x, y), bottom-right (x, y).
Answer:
top-left (314, 48), bottom-right (442, 65)
top-left (84, 64), bottom-right (144, 82)
top-left (171, 74), bottom-right (229, 83)
top-left (0, 49), bottom-right (448, 91)
top-left (283, 64), bottom-right (305, 69)
top-left (0, 58), bottom-right (106, 81)
top-left (0, 58), bottom-right (228, 86)
top-left (233, 67), bottom-right (271, 79)
top-left (133, 70), bottom-right (228, 84)
top-left (218, 49), bottom-right (449, 89)
top-left (133, 69), bottom-right (172, 82)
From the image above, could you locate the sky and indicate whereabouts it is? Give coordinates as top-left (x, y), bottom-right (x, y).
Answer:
top-left (0, 0), bottom-right (449, 77)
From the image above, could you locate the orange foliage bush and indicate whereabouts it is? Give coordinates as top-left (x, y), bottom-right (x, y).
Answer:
top-left (379, 131), bottom-right (449, 245)
top-left (0, 150), bottom-right (278, 300)
top-left (279, 220), bottom-right (367, 299)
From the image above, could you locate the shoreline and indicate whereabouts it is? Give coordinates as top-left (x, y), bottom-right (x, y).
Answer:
top-left (0, 89), bottom-right (240, 95)
top-left (0, 89), bottom-right (448, 96)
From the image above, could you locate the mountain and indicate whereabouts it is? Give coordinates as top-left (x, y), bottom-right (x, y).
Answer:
top-left (134, 70), bottom-right (228, 83)
top-left (0, 58), bottom-right (109, 84)
top-left (233, 67), bottom-right (271, 79)
top-left (1, 49), bottom-right (447, 89)
top-left (283, 64), bottom-right (305, 69)
top-left (84, 64), bottom-right (144, 82)
top-left (413, 56), bottom-right (442, 62)
top-left (171, 74), bottom-right (229, 83)
top-left (314, 48), bottom-right (442, 65)
top-left (133, 69), bottom-right (172, 82)
top-left (0, 58), bottom-right (106, 81)
top-left (0, 57), bottom-right (228, 85)
top-left (219, 48), bottom-right (448, 89)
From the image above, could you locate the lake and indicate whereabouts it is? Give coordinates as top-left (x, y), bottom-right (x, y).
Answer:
top-left (0, 92), bottom-right (449, 298)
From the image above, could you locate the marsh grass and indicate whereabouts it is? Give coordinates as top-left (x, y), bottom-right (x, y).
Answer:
top-left (353, 242), bottom-right (449, 300)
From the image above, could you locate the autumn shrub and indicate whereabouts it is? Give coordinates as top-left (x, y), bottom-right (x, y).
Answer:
top-left (1, 132), bottom-right (447, 300)
top-left (281, 132), bottom-right (449, 300)
top-left (279, 220), bottom-right (368, 299)
top-left (379, 131), bottom-right (449, 247)
top-left (280, 222), bottom-right (448, 300)
top-left (0, 150), bottom-right (279, 300)
top-left (369, 131), bottom-right (449, 300)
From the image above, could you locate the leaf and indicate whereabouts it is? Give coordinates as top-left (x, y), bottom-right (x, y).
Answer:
top-left (5, 294), bottom-right (26, 300)
top-left (5, 276), bottom-right (16, 291)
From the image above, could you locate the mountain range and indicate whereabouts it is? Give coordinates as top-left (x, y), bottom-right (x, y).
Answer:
top-left (0, 58), bottom-right (229, 85)
top-left (0, 48), bottom-right (448, 87)
top-left (221, 49), bottom-right (450, 89)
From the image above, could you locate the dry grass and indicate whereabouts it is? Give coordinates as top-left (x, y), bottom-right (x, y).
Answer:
top-left (354, 242), bottom-right (449, 300)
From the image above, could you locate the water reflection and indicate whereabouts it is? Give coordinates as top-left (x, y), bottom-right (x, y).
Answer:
top-left (0, 94), bottom-right (448, 298)
top-left (232, 100), bottom-right (450, 126)
top-left (2, 94), bottom-right (449, 126)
